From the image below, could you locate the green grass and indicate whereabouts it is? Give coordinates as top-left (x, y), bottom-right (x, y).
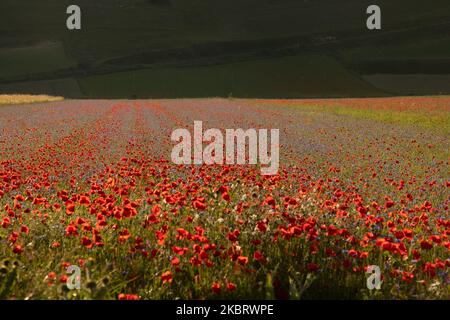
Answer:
top-left (329, 107), bottom-right (450, 133)
top-left (0, 41), bottom-right (76, 79)
top-left (341, 36), bottom-right (450, 60)
top-left (362, 74), bottom-right (450, 96)
top-left (0, 78), bottom-right (82, 99)
top-left (79, 54), bottom-right (385, 98)
top-left (291, 103), bottom-right (450, 135)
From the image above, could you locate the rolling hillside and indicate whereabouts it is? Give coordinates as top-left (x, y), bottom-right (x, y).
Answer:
top-left (1, 0), bottom-right (450, 98)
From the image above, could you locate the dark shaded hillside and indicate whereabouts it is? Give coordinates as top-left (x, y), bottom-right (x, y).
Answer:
top-left (1, 0), bottom-right (450, 98)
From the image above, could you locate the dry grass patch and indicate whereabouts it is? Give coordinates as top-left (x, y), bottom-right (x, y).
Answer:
top-left (0, 94), bottom-right (63, 105)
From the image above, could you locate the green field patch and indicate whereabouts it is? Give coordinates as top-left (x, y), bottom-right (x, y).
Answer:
top-left (341, 36), bottom-right (450, 61)
top-left (291, 102), bottom-right (450, 134)
top-left (0, 78), bottom-right (82, 99)
top-left (363, 74), bottom-right (450, 96)
top-left (79, 54), bottom-right (384, 99)
top-left (0, 41), bottom-right (76, 79)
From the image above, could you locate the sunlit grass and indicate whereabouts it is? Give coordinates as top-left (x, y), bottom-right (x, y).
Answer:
top-left (292, 103), bottom-right (450, 134)
top-left (0, 94), bottom-right (63, 105)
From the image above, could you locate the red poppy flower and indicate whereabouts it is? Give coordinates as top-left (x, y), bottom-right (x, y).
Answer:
top-left (65, 225), bottom-right (78, 236)
top-left (51, 242), bottom-right (61, 248)
top-left (60, 275), bottom-right (68, 283)
top-left (237, 256), bottom-right (249, 266)
top-left (253, 251), bottom-right (266, 263)
top-left (385, 200), bottom-right (395, 208)
top-left (79, 196), bottom-right (90, 205)
top-left (47, 272), bottom-right (57, 280)
top-left (9, 232), bottom-right (19, 243)
top-left (12, 244), bottom-right (23, 254)
top-left (227, 230), bottom-right (240, 242)
top-left (359, 252), bottom-right (369, 259)
top-left (118, 294), bottom-right (140, 300)
top-left (81, 236), bottom-right (93, 248)
top-left (226, 282), bottom-right (236, 291)
top-left (263, 196), bottom-right (276, 206)
top-left (1, 217), bottom-right (10, 228)
top-left (430, 235), bottom-right (441, 244)
top-left (161, 271), bottom-right (173, 284)
top-left (172, 246), bottom-right (188, 255)
top-left (221, 192), bottom-right (231, 202)
top-left (211, 282), bottom-right (221, 294)
top-left (348, 249), bottom-right (358, 257)
top-left (420, 239), bottom-right (433, 250)
top-left (193, 200), bottom-right (206, 211)
top-left (307, 263), bottom-right (319, 272)
top-left (171, 257), bottom-right (180, 266)
top-left (66, 203), bottom-right (75, 216)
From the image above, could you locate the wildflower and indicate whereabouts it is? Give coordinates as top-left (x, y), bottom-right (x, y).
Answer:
top-left (212, 282), bottom-right (221, 294)
top-left (161, 271), bottom-right (173, 284)
top-left (118, 294), bottom-right (140, 300)
top-left (12, 244), bottom-right (23, 254)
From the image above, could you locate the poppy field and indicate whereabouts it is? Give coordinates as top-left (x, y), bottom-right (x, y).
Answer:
top-left (0, 97), bottom-right (449, 300)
